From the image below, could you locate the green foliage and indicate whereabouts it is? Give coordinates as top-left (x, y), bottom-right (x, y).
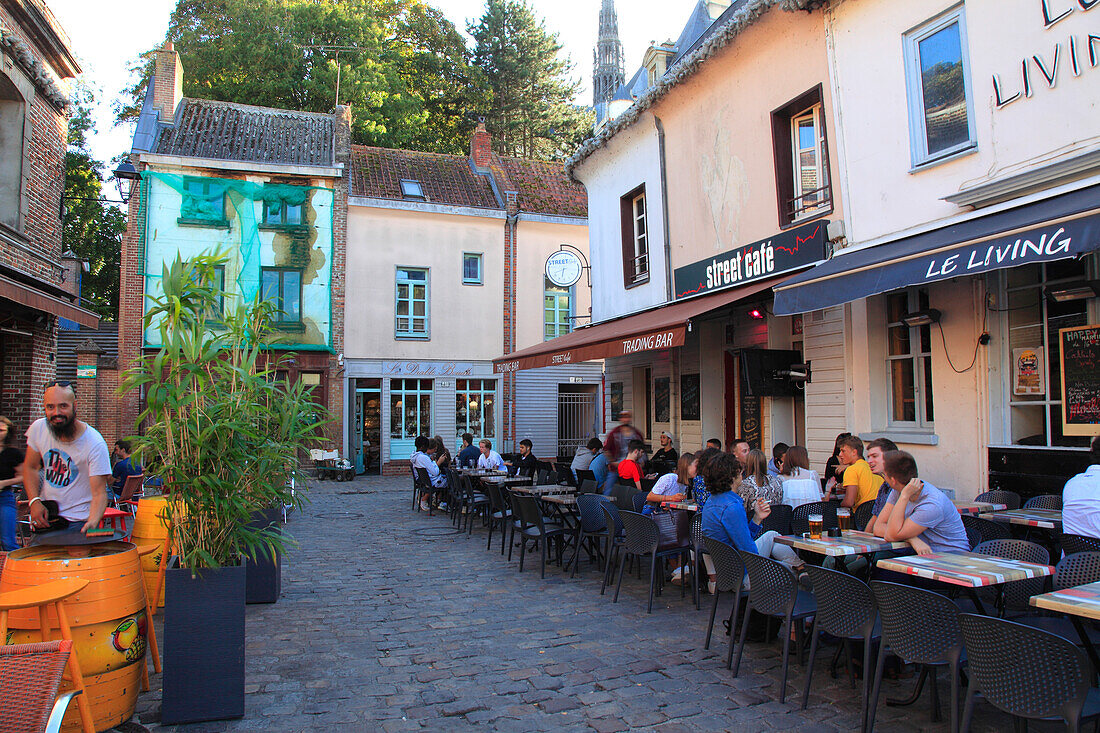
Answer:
top-left (469, 0), bottom-right (593, 160)
top-left (118, 0), bottom-right (489, 154)
top-left (121, 251), bottom-right (329, 570)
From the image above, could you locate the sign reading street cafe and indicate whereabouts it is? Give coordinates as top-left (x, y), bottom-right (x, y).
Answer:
top-left (673, 220), bottom-right (828, 300)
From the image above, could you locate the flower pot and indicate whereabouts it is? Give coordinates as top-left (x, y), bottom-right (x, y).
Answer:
top-left (161, 562), bottom-right (246, 724)
top-left (245, 505), bottom-right (282, 604)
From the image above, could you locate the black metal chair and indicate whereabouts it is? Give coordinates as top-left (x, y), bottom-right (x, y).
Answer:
top-left (511, 494), bottom-right (567, 578)
top-left (535, 467), bottom-right (553, 486)
top-left (801, 566), bottom-right (879, 731)
top-left (733, 551), bottom-right (817, 703)
top-left (576, 468), bottom-right (596, 485)
top-left (612, 510), bottom-right (691, 614)
top-left (702, 537), bottom-right (747, 669)
top-left (1062, 533), bottom-right (1100, 555)
top-left (974, 539), bottom-right (1049, 617)
top-left (610, 484), bottom-right (641, 511)
top-left (482, 481), bottom-right (511, 555)
top-left (598, 501), bottom-right (625, 595)
top-left (959, 515), bottom-right (1012, 546)
top-left (689, 512), bottom-right (706, 610)
top-left (962, 520), bottom-right (982, 551)
top-left (458, 474), bottom-right (489, 536)
top-left (792, 501), bottom-right (838, 536)
top-left (631, 491), bottom-right (647, 513)
top-left (414, 466), bottom-right (439, 513)
top-left (958, 613), bottom-right (1100, 732)
top-left (974, 489), bottom-right (1021, 510)
top-left (568, 494), bottom-right (611, 578)
top-left (758, 504), bottom-right (793, 536)
top-left (554, 462), bottom-right (576, 487)
top-left (853, 500), bottom-right (876, 532)
top-left (1023, 493), bottom-right (1063, 510)
top-left (868, 581), bottom-right (965, 733)
top-left (1014, 552), bottom-right (1100, 647)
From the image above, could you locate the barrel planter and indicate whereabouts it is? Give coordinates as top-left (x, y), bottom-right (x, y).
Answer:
top-left (130, 496), bottom-right (172, 609)
top-left (0, 542), bottom-right (149, 733)
top-left (245, 505), bottom-right (282, 604)
top-left (161, 561), bottom-right (246, 724)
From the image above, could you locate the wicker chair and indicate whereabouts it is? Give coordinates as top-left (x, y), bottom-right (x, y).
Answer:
top-left (853, 500), bottom-right (876, 532)
top-left (702, 537), bottom-right (747, 668)
top-left (1023, 493), bottom-right (1063, 510)
top-left (612, 510), bottom-right (691, 614)
top-left (482, 482), bottom-right (512, 555)
top-left (631, 491), bottom-right (647, 513)
top-left (568, 494), bottom-right (611, 578)
top-left (792, 501), bottom-right (838, 536)
top-left (1061, 533), bottom-right (1100, 556)
top-left (974, 539), bottom-right (1050, 617)
top-left (974, 489), bottom-right (1021, 510)
top-left (868, 581), bottom-right (965, 733)
top-left (458, 474), bottom-right (489, 536)
top-left (598, 502), bottom-right (626, 595)
top-left (959, 515), bottom-right (1012, 546)
top-left (959, 613), bottom-right (1100, 732)
top-left (0, 640), bottom-right (81, 733)
top-left (757, 504), bottom-right (793, 536)
top-left (510, 494), bottom-right (567, 578)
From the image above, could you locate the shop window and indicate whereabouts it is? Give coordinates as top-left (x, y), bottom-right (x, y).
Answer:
top-left (886, 289), bottom-right (934, 429)
top-left (903, 5), bottom-right (976, 167)
top-left (395, 267), bottom-right (429, 338)
top-left (771, 86), bottom-right (832, 227)
top-left (544, 277), bottom-right (572, 340)
top-left (456, 379), bottom-right (496, 445)
top-left (260, 267), bottom-right (302, 325)
top-left (1004, 259), bottom-right (1095, 447)
top-left (462, 253), bottom-right (482, 285)
top-left (620, 185), bottom-right (649, 288)
top-left (179, 178), bottom-right (228, 226)
top-left (390, 379), bottom-right (432, 440)
top-left (0, 73), bottom-right (25, 231)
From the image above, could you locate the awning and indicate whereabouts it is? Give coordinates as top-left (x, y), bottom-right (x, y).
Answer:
top-left (773, 183), bottom-right (1100, 316)
top-left (0, 274), bottom-right (100, 328)
top-left (494, 275), bottom-right (785, 373)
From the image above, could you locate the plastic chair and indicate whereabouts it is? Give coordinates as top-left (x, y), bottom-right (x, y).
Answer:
top-left (1023, 493), bottom-right (1062, 510)
top-left (612, 510), bottom-right (691, 614)
top-left (758, 504), bottom-right (792, 536)
top-left (114, 474), bottom-right (145, 512)
top-left (631, 491), bottom-right (647, 513)
top-left (792, 501), bottom-right (838, 536)
top-left (802, 566), bottom-right (879, 731)
top-left (610, 484), bottom-right (640, 511)
top-left (1062, 533), bottom-right (1100, 556)
top-left (577, 479), bottom-right (598, 495)
top-left (974, 489), bottom-right (1021, 510)
top-left (482, 482), bottom-right (512, 555)
top-left (598, 502), bottom-right (626, 595)
top-left (458, 474), bottom-right (489, 536)
top-left (554, 462), bottom-right (576, 487)
top-left (0, 640), bottom-right (81, 733)
top-left (689, 512), bottom-right (706, 609)
top-left (511, 494), bottom-right (567, 578)
top-left (958, 613), bottom-right (1100, 732)
top-left (959, 515), bottom-right (1012, 546)
top-left (853, 500), bottom-right (875, 532)
top-left (868, 581), bottom-right (965, 733)
top-left (568, 494), bottom-right (610, 578)
top-left (974, 539), bottom-right (1049, 616)
top-left (702, 537), bottom-right (747, 670)
top-left (575, 469), bottom-right (596, 485)
top-left (733, 551), bottom-right (817, 703)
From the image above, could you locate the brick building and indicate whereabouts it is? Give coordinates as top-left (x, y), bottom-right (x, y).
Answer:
top-left (0, 0), bottom-right (97, 438)
top-left (118, 44), bottom-right (348, 443)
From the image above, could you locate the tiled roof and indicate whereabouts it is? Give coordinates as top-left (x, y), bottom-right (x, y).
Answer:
top-left (155, 98), bottom-right (336, 167)
top-left (495, 157), bottom-right (587, 219)
top-left (350, 146), bottom-right (499, 209)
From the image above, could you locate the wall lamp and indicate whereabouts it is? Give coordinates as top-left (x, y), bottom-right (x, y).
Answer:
top-left (901, 308), bottom-right (942, 328)
top-left (748, 307), bottom-right (765, 320)
top-left (112, 158), bottom-right (141, 204)
top-left (1045, 280), bottom-right (1100, 303)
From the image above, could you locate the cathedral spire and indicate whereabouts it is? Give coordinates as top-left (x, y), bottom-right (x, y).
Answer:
top-left (592, 0), bottom-right (625, 108)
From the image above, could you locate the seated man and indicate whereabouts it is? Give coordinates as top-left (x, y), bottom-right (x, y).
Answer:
top-left (1063, 435), bottom-right (1100, 538)
top-left (649, 431), bottom-right (678, 476)
top-left (878, 450), bottom-right (969, 555)
top-left (411, 436), bottom-right (443, 511)
top-left (511, 439), bottom-right (538, 477)
top-left (616, 439), bottom-right (645, 492)
top-left (111, 439), bottom-right (142, 497)
top-left (589, 447), bottom-right (615, 496)
top-left (571, 437), bottom-right (603, 481)
top-left (862, 437), bottom-right (898, 535)
top-left (456, 433), bottom-right (481, 469)
top-left (827, 435), bottom-right (883, 509)
top-left (477, 439), bottom-right (505, 470)
top-left (767, 442), bottom-right (788, 478)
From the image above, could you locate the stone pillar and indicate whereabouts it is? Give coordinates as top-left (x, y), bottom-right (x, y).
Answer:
top-left (74, 339), bottom-right (105, 430)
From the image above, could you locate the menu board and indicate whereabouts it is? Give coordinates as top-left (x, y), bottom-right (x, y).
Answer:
top-left (681, 374), bottom-right (700, 422)
top-left (654, 378), bottom-right (670, 423)
top-left (1060, 325), bottom-right (1100, 436)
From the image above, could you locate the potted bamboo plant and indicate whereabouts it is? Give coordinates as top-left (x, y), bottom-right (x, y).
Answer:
top-left (122, 252), bottom-right (327, 724)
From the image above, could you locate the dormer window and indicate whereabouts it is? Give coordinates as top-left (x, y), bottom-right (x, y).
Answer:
top-left (400, 179), bottom-right (425, 200)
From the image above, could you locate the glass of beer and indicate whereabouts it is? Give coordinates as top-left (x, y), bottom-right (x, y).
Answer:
top-left (808, 514), bottom-right (824, 539)
top-left (837, 508), bottom-right (851, 533)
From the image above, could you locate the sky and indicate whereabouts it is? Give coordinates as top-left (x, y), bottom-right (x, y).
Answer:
top-left (45, 0), bottom-right (700, 176)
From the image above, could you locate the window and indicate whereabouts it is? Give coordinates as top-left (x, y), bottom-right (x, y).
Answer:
top-left (207, 265), bottom-right (226, 319)
top-left (390, 379), bottom-right (432, 440)
top-left (544, 278), bottom-right (572, 340)
top-left (395, 267), bottom-right (429, 338)
top-left (619, 185), bottom-right (649, 287)
top-left (263, 199), bottom-right (303, 226)
top-left (400, 179), bottom-right (425, 200)
top-left (1004, 258), bottom-right (1095, 447)
top-left (903, 6), bottom-right (976, 166)
top-left (0, 73), bottom-right (25, 231)
top-left (456, 379), bottom-right (496, 444)
top-left (462, 253), bottom-right (482, 285)
top-left (771, 87), bottom-right (832, 227)
top-left (179, 178), bottom-right (227, 225)
top-left (886, 289), bottom-right (934, 428)
top-left (261, 268), bottom-right (302, 324)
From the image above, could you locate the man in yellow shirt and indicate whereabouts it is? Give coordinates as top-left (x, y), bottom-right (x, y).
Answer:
top-left (826, 435), bottom-right (883, 509)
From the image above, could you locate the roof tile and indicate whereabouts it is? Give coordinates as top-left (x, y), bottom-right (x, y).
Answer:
top-left (350, 146), bottom-right (499, 209)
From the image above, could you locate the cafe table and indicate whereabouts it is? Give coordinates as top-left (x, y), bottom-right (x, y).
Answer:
top-left (1029, 581), bottom-right (1100, 673)
top-left (875, 551), bottom-right (1055, 614)
top-left (985, 508), bottom-right (1063, 530)
top-left (953, 501), bottom-right (1007, 515)
top-left (660, 501), bottom-right (700, 512)
top-left (539, 493), bottom-right (581, 529)
top-left (775, 530), bottom-right (909, 557)
top-left (458, 468), bottom-right (506, 477)
top-left (479, 475), bottom-right (534, 487)
top-left (510, 484), bottom-right (576, 497)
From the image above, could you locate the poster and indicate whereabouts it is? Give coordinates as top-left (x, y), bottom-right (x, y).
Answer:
top-left (1012, 347), bottom-right (1045, 396)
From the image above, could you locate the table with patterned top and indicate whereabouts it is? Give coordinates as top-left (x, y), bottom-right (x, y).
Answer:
top-left (1030, 581), bottom-right (1100, 674)
top-left (479, 475), bottom-right (534, 487)
top-left (660, 501), bottom-right (700, 512)
top-left (985, 508), bottom-right (1062, 530)
top-left (775, 531), bottom-right (909, 557)
top-left (953, 501), bottom-right (1008, 515)
top-left (510, 484), bottom-right (576, 497)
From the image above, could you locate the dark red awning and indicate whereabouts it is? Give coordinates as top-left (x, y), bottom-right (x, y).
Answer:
top-left (0, 274), bottom-right (100, 328)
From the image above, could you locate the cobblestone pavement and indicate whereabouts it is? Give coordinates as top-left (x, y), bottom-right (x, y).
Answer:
top-left (132, 475), bottom-right (1034, 732)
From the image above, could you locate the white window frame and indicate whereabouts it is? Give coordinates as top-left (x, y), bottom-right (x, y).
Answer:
top-left (902, 5), bottom-right (977, 168)
top-left (790, 104), bottom-right (828, 222)
top-left (885, 289), bottom-right (935, 431)
top-left (395, 266), bottom-right (429, 339)
top-left (462, 252), bottom-right (483, 285)
top-left (631, 192), bottom-right (649, 282)
top-left (544, 277), bottom-right (573, 341)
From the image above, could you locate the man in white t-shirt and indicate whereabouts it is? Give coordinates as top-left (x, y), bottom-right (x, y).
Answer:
top-left (23, 382), bottom-right (110, 533)
top-left (477, 439), bottom-right (504, 470)
top-left (1063, 436), bottom-right (1100, 539)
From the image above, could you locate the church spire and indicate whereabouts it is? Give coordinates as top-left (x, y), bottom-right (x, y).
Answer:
top-left (592, 0), bottom-right (625, 108)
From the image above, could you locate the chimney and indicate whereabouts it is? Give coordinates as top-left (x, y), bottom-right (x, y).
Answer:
top-left (151, 42), bottom-right (184, 121)
top-left (471, 119), bottom-right (492, 172)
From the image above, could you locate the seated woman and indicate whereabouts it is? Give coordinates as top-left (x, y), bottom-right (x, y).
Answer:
top-left (778, 445), bottom-right (823, 509)
top-left (688, 446), bottom-right (723, 508)
top-left (647, 453), bottom-right (694, 504)
top-left (738, 449), bottom-right (784, 511)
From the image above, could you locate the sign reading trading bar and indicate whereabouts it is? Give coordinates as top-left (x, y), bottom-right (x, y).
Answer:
top-left (673, 220), bottom-right (828, 300)
top-left (495, 328), bottom-right (684, 373)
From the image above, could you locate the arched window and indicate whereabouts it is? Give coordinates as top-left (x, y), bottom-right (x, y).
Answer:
top-left (0, 73), bottom-right (26, 231)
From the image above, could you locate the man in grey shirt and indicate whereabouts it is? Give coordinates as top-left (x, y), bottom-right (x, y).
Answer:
top-left (877, 450), bottom-right (968, 555)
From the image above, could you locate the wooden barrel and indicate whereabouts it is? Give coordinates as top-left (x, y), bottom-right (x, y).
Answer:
top-left (1, 542), bottom-right (148, 733)
top-left (130, 496), bottom-right (172, 608)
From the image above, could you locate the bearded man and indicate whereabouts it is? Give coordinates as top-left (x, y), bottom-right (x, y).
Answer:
top-left (23, 381), bottom-right (110, 534)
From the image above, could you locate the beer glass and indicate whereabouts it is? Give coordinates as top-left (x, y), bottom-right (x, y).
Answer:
top-left (837, 508), bottom-right (851, 532)
top-left (808, 514), bottom-right (824, 539)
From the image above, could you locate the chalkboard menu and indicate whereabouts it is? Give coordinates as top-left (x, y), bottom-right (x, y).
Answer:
top-left (1060, 324), bottom-right (1100, 436)
top-left (654, 378), bottom-right (670, 423)
top-left (681, 374), bottom-right (700, 421)
top-left (739, 394), bottom-right (762, 450)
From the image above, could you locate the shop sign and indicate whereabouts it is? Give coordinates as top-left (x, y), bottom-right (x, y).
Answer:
top-left (494, 327), bottom-right (685, 373)
top-left (992, 1), bottom-right (1096, 108)
top-left (77, 365), bottom-right (96, 378)
top-left (673, 220), bottom-right (827, 300)
top-left (382, 361), bottom-right (474, 377)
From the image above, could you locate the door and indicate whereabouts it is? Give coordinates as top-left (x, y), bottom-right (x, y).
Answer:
top-left (558, 385), bottom-right (598, 458)
top-left (355, 380), bottom-right (381, 474)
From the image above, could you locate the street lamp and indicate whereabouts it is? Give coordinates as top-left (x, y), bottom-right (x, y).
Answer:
top-left (112, 158), bottom-right (140, 204)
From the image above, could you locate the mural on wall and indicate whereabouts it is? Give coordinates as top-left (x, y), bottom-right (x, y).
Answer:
top-left (698, 109), bottom-right (750, 254)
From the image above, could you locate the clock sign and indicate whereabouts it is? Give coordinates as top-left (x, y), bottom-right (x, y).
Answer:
top-left (545, 250), bottom-right (583, 288)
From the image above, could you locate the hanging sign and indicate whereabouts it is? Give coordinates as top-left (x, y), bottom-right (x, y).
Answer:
top-left (545, 251), bottom-right (583, 288)
top-left (77, 365), bottom-right (96, 378)
top-left (1013, 347), bottom-right (1045, 395)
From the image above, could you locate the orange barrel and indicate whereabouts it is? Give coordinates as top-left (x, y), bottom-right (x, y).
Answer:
top-left (1, 542), bottom-right (148, 733)
top-left (130, 496), bottom-right (172, 608)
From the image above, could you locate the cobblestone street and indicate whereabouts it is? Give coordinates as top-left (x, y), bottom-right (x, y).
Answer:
top-left (136, 476), bottom-right (1024, 732)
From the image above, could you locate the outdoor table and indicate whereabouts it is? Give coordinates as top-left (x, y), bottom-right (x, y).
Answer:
top-left (539, 493), bottom-right (580, 529)
top-left (459, 468), bottom-right (506, 477)
top-left (510, 484), bottom-right (576, 497)
top-left (985, 508), bottom-right (1062, 530)
top-left (480, 475), bottom-right (534, 487)
top-left (660, 501), bottom-right (700, 512)
top-left (775, 530), bottom-right (908, 557)
top-left (876, 551), bottom-right (1054, 614)
top-left (1030, 581), bottom-right (1100, 674)
top-left (953, 501), bottom-right (1007, 515)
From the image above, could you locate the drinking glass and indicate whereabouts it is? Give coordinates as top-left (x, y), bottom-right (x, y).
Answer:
top-left (808, 514), bottom-right (824, 540)
top-left (837, 508), bottom-right (851, 532)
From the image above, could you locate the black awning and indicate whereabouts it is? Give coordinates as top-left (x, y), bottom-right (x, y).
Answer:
top-left (773, 184), bottom-right (1100, 315)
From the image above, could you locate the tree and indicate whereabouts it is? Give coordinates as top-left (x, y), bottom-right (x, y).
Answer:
top-left (64, 91), bottom-right (127, 321)
top-left (118, 0), bottom-right (488, 154)
top-left (469, 0), bottom-right (593, 160)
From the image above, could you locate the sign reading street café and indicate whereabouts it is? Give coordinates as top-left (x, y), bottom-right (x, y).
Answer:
top-left (673, 220), bottom-right (828, 300)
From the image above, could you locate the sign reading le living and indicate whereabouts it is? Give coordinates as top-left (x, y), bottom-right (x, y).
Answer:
top-left (674, 220), bottom-right (828, 299)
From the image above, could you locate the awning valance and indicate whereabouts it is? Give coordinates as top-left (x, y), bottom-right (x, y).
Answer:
top-left (494, 275), bottom-right (785, 373)
top-left (0, 274), bottom-right (99, 328)
top-left (773, 184), bottom-right (1100, 316)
